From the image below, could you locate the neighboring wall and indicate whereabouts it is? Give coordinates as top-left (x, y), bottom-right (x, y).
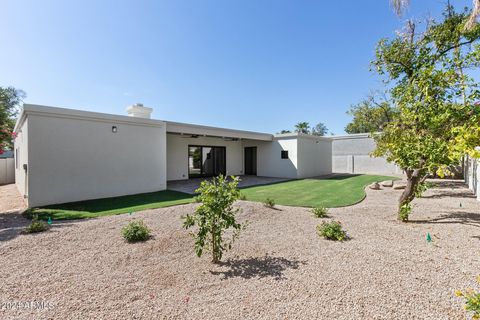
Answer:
top-left (331, 134), bottom-right (401, 175)
top-left (464, 156), bottom-right (480, 200)
top-left (15, 106), bottom-right (167, 207)
top-left (166, 134), bottom-right (243, 180)
top-left (0, 158), bottom-right (15, 185)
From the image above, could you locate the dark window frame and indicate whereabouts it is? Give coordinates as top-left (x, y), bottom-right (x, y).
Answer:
top-left (188, 145), bottom-right (227, 178)
top-left (281, 150), bottom-right (289, 159)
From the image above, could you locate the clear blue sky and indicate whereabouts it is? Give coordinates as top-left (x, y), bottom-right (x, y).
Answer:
top-left (0, 0), bottom-right (473, 134)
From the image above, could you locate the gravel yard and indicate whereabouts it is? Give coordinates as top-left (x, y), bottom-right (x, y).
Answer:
top-left (0, 180), bottom-right (479, 319)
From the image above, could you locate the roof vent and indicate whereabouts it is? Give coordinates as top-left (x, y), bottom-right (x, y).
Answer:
top-left (126, 103), bottom-right (153, 119)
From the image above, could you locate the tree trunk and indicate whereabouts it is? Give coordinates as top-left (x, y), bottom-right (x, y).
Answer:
top-left (398, 168), bottom-right (424, 221)
top-left (211, 232), bottom-right (218, 264)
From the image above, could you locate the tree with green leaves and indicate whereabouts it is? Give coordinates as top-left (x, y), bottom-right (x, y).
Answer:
top-left (0, 87), bottom-right (25, 153)
top-left (278, 129), bottom-right (291, 134)
top-left (345, 93), bottom-right (397, 134)
top-left (182, 175), bottom-right (246, 263)
top-left (311, 122), bottom-right (329, 136)
top-left (294, 121), bottom-right (310, 134)
top-left (372, 6), bottom-right (480, 221)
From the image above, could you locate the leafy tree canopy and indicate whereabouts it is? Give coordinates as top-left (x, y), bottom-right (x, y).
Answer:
top-left (0, 87), bottom-right (25, 152)
top-left (345, 93), bottom-right (397, 134)
top-left (371, 6), bottom-right (480, 220)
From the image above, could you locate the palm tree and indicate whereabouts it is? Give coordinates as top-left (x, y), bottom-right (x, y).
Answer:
top-left (390, 0), bottom-right (480, 29)
top-left (294, 122), bottom-right (310, 134)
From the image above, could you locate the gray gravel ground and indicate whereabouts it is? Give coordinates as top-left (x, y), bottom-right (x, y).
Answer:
top-left (0, 179), bottom-right (479, 319)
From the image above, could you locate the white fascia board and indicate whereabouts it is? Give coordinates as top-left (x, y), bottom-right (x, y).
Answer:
top-left (274, 132), bottom-right (332, 141)
top-left (166, 121), bottom-right (273, 141)
top-left (17, 104), bottom-right (166, 129)
top-left (329, 133), bottom-right (378, 140)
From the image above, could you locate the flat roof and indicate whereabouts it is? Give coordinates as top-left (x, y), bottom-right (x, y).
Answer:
top-left (14, 104), bottom-right (274, 141)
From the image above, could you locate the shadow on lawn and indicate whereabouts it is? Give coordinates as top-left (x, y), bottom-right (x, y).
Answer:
top-left (210, 256), bottom-right (306, 280)
top-left (410, 211), bottom-right (480, 228)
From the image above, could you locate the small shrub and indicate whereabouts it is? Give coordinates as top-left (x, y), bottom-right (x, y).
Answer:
top-left (122, 220), bottom-right (151, 243)
top-left (239, 193), bottom-right (247, 200)
top-left (25, 219), bottom-right (50, 233)
top-left (317, 221), bottom-right (347, 241)
top-left (399, 203), bottom-right (412, 222)
top-left (264, 198), bottom-right (275, 208)
top-left (312, 206), bottom-right (328, 218)
top-left (455, 275), bottom-right (480, 319)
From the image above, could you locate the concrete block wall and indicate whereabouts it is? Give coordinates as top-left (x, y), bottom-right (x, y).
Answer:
top-left (465, 156), bottom-right (480, 201)
top-left (0, 158), bottom-right (15, 185)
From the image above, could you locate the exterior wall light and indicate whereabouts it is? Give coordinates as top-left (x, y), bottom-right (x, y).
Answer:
top-left (112, 126), bottom-right (118, 133)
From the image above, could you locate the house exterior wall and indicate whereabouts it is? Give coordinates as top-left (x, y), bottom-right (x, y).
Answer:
top-left (20, 112), bottom-right (167, 207)
top-left (332, 134), bottom-right (401, 175)
top-left (166, 134), bottom-right (243, 180)
top-left (297, 137), bottom-right (332, 178)
top-left (242, 137), bottom-right (299, 179)
top-left (14, 117), bottom-right (28, 198)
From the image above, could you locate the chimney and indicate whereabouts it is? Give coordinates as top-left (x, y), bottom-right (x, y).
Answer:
top-left (126, 103), bottom-right (153, 119)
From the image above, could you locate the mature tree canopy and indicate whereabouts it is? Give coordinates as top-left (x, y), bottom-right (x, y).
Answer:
top-left (311, 122), bottom-right (329, 136)
top-left (0, 87), bottom-right (25, 152)
top-left (372, 5), bottom-right (480, 220)
top-left (345, 93), bottom-right (397, 134)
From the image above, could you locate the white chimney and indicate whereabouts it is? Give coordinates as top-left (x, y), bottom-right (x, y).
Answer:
top-left (126, 103), bottom-right (153, 119)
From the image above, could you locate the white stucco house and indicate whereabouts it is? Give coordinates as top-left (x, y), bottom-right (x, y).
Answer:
top-left (13, 103), bottom-right (400, 207)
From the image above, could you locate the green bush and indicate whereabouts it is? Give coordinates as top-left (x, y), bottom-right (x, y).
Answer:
top-left (455, 275), bottom-right (480, 319)
top-left (122, 220), bottom-right (151, 243)
top-left (183, 175), bottom-right (246, 263)
top-left (312, 206), bottom-right (328, 218)
top-left (263, 198), bottom-right (275, 208)
top-left (25, 220), bottom-right (50, 233)
top-left (239, 193), bottom-right (247, 200)
top-left (317, 221), bottom-right (347, 241)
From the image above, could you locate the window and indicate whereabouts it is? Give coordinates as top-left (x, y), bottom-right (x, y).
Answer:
top-left (281, 150), bottom-right (289, 159)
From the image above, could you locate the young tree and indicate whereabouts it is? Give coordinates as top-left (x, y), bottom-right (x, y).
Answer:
top-left (182, 175), bottom-right (246, 263)
top-left (345, 93), bottom-right (397, 134)
top-left (294, 121), bottom-right (310, 134)
top-left (372, 6), bottom-right (480, 221)
top-left (311, 122), bottom-right (329, 136)
top-left (0, 87), bottom-right (25, 153)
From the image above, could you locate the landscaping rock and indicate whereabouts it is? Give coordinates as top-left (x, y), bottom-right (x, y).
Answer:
top-left (381, 180), bottom-right (393, 187)
top-left (369, 182), bottom-right (381, 190)
top-left (393, 183), bottom-right (407, 190)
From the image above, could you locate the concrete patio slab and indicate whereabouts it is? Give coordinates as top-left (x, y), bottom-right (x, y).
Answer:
top-left (167, 176), bottom-right (289, 194)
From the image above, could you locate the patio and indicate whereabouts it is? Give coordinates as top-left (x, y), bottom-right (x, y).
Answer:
top-left (167, 175), bottom-right (289, 194)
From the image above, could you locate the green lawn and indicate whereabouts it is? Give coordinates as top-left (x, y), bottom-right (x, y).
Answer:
top-left (30, 190), bottom-right (194, 220)
top-left (241, 174), bottom-right (398, 208)
top-left (28, 174), bottom-right (396, 221)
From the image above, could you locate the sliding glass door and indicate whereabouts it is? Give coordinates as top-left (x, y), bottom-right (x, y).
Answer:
top-left (188, 146), bottom-right (226, 178)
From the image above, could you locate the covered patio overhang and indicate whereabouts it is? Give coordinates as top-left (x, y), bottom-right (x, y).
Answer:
top-left (165, 121), bottom-right (273, 141)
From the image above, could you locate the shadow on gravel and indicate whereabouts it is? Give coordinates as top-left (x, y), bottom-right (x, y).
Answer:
top-left (0, 210), bottom-right (83, 242)
top-left (210, 256), bottom-right (306, 280)
top-left (0, 211), bottom-right (30, 242)
top-left (421, 191), bottom-right (476, 199)
top-left (410, 211), bottom-right (480, 228)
